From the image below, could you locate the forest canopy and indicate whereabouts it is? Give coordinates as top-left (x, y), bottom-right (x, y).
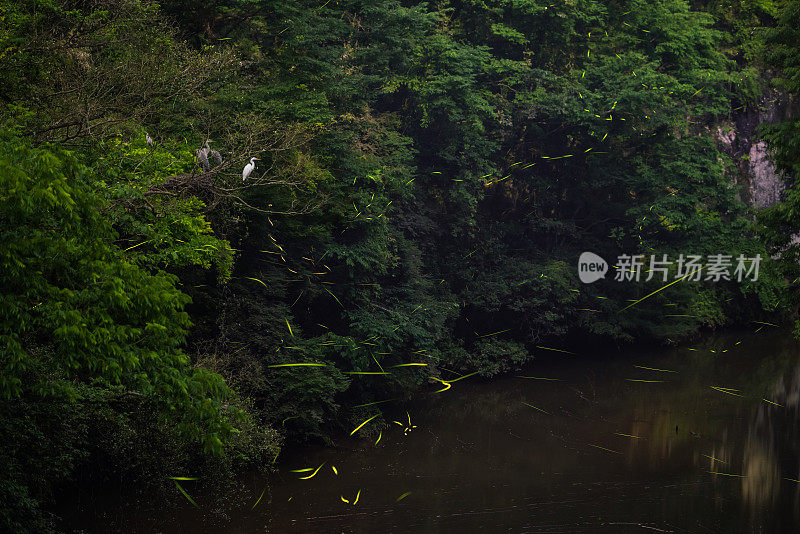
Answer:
top-left (0, 0), bottom-right (798, 531)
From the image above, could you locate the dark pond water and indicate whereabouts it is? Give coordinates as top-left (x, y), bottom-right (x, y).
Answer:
top-left (69, 329), bottom-right (800, 533)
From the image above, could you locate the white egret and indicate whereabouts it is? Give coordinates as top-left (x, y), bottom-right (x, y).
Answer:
top-left (242, 157), bottom-right (259, 182)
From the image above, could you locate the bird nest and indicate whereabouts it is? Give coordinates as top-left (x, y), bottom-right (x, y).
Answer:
top-left (145, 169), bottom-right (226, 209)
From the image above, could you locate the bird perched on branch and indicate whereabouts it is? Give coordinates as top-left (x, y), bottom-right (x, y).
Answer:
top-left (209, 146), bottom-right (222, 167)
top-left (196, 139), bottom-right (222, 171)
top-left (196, 148), bottom-right (210, 171)
top-left (242, 157), bottom-right (259, 182)
top-left (146, 133), bottom-right (153, 148)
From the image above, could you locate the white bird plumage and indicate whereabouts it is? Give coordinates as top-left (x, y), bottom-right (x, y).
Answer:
top-left (242, 157), bottom-right (259, 182)
top-left (146, 133), bottom-right (153, 147)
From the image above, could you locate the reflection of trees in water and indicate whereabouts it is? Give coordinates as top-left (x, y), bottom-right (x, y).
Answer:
top-left (405, 336), bottom-right (800, 531)
top-left (741, 433), bottom-right (779, 509)
top-left (613, 335), bottom-right (800, 531)
top-left (739, 361), bottom-right (800, 529)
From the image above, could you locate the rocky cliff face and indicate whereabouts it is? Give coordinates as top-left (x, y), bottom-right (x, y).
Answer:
top-left (715, 91), bottom-right (794, 209)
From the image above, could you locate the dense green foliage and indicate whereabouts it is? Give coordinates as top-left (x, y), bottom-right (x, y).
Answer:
top-left (0, 0), bottom-right (797, 530)
top-left (0, 137), bottom-right (231, 440)
top-left (757, 0), bottom-right (800, 321)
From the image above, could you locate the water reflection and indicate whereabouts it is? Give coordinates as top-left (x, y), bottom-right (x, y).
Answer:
top-left (617, 331), bottom-right (800, 532)
top-left (65, 329), bottom-right (800, 533)
top-left (739, 357), bottom-right (800, 529)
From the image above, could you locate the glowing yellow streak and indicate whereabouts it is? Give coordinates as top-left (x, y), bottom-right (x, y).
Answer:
top-left (350, 415), bottom-right (379, 436)
top-left (244, 276), bottom-right (269, 289)
top-left (588, 444), bottom-right (620, 454)
top-left (634, 365), bottom-right (676, 373)
top-left (625, 379), bottom-right (664, 383)
top-left (430, 377), bottom-right (452, 393)
top-left (521, 402), bottom-right (551, 415)
top-left (353, 398), bottom-right (398, 408)
top-left (448, 371), bottom-right (478, 383)
top-left (614, 433), bottom-right (643, 439)
top-left (268, 363), bottom-right (325, 367)
top-left (252, 487), bottom-right (266, 509)
top-left (710, 386), bottom-right (742, 397)
top-left (123, 240), bottom-right (151, 252)
top-left (535, 345), bottom-right (576, 354)
top-left (619, 270), bottom-right (699, 312)
top-left (174, 481), bottom-right (199, 508)
top-left (298, 463), bottom-right (325, 479)
top-left (324, 287), bottom-right (345, 308)
top-left (375, 431), bottom-right (382, 445)
top-left (478, 329), bottom-right (511, 338)
top-left (396, 492), bottom-right (411, 502)
top-left (517, 376), bottom-right (562, 381)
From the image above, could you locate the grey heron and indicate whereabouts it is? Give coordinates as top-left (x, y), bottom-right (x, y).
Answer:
top-left (208, 142), bottom-right (222, 167)
top-left (199, 139), bottom-right (223, 169)
top-left (196, 148), bottom-right (210, 172)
